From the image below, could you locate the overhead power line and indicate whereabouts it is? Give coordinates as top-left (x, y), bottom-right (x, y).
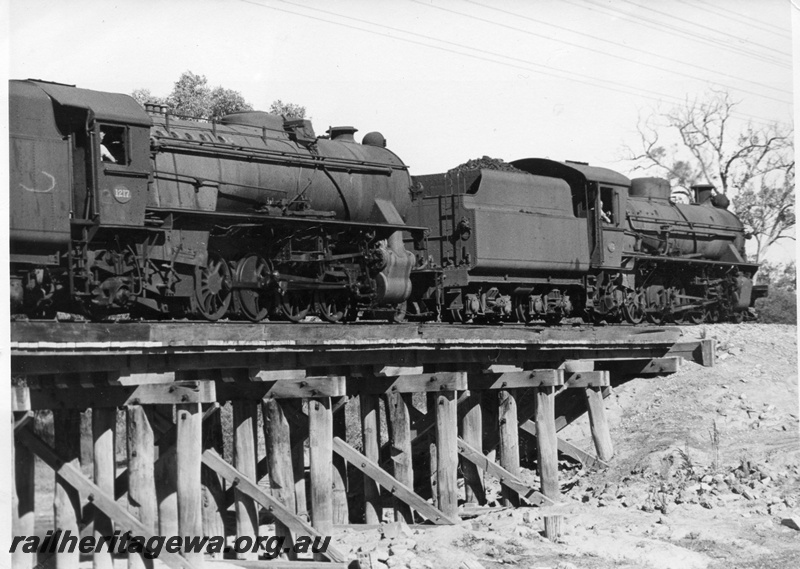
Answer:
top-left (238, 0), bottom-right (786, 126)
top-left (618, 0), bottom-right (791, 60)
top-left (571, 0), bottom-right (791, 69)
top-left (455, 0), bottom-right (791, 101)
top-left (680, 0), bottom-right (791, 39)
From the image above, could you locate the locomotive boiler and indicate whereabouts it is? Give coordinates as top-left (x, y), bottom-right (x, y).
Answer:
top-left (10, 79), bottom-right (419, 321)
top-left (405, 158), bottom-right (759, 324)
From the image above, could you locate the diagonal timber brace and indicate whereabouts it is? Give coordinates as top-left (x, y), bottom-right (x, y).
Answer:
top-left (456, 438), bottom-right (554, 506)
top-left (201, 450), bottom-right (349, 564)
top-left (332, 437), bottom-right (460, 525)
top-left (15, 426), bottom-right (194, 569)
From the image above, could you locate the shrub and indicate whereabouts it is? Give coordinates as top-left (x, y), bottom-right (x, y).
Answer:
top-left (755, 286), bottom-right (797, 324)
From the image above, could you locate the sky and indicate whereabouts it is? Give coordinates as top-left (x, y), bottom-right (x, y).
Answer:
top-left (2, 0), bottom-right (797, 260)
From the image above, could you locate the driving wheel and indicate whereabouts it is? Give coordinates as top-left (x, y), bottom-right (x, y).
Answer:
top-left (279, 288), bottom-right (312, 323)
top-left (315, 289), bottom-right (350, 323)
top-left (234, 254), bottom-right (272, 322)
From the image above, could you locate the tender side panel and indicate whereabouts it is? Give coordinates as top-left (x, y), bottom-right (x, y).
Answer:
top-left (9, 81), bottom-right (71, 258)
top-left (467, 170), bottom-right (591, 274)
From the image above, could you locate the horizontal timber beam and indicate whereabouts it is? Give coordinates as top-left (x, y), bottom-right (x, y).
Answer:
top-left (563, 371), bottom-right (610, 388)
top-left (214, 376), bottom-right (346, 400)
top-left (347, 371), bottom-right (467, 394)
top-left (12, 381), bottom-right (216, 411)
top-left (467, 369), bottom-right (564, 390)
top-left (594, 357), bottom-right (683, 376)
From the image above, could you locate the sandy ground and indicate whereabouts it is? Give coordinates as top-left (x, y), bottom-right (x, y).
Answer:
top-left (26, 323), bottom-right (799, 569)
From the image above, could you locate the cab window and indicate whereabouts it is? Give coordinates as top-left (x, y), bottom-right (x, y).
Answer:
top-left (599, 187), bottom-right (615, 224)
top-left (99, 124), bottom-right (128, 165)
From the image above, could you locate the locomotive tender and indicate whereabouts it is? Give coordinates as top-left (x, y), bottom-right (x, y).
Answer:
top-left (9, 79), bottom-right (759, 324)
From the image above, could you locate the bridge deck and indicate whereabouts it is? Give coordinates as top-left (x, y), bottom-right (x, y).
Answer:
top-left (10, 322), bottom-right (707, 375)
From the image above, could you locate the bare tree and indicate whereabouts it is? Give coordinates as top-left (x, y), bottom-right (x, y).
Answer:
top-left (625, 90), bottom-right (794, 262)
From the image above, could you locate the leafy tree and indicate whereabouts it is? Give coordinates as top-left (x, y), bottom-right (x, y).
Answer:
top-left (625, 90), bottom-right (794, 262)
top-left (755, 260), bottom-right (796, 291)
top-left (132, 72), bottom-right (307, 123)
top-left (269, 99), bottom-right (306, 119)
top-left (131, 88), bottom-right (166, 107)
top-left (167, 71), bottom-right (212, 119)
top-left (132, 71), bottom-right (253, 120)
top-left (209, 86), bottom-right (253, 120)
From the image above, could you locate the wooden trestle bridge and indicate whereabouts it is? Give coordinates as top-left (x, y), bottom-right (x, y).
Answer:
top-left (10, 321), bottom-right (714, 568)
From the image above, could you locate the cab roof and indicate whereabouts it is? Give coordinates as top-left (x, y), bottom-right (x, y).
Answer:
top-left (511, 158), bottom-right (631, 187)
top-left (13, 79), bottom-right (152, 127)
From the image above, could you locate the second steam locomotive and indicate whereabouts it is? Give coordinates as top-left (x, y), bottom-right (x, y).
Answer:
top-left (9, 79), bottom-right (760, 324)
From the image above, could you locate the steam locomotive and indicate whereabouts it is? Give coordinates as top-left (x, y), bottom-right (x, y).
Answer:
top-left (9, 79), bottom-right (760, 324)
top-left (404, 161), bottom-right (759, 324)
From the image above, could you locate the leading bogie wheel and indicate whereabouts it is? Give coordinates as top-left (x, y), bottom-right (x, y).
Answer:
top-left (388, 302), bottom-right (408, 324)
top-left (622, 302), bottom-right (645, 325)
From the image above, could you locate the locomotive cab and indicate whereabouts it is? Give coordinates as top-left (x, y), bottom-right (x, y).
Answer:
top-left (511, 158), bottom-right (631, 270)
top-left (92, 119), bottom-right (151, 227)
top-left (11, 80), bottom-right (152, 229)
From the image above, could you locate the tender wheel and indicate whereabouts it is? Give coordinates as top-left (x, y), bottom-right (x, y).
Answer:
top-left (515, 299), bottom-right (535, 323)
top-left (279, 289), bottom-right (312, 323)
top-left (315, 290), bottom-right (350, 323)
top-left (544, 313), bottom-right (562, 325)
top-left (448, 308), bottom-right (465, 323)
top-left (704, 307), bottom-right (720, 323)
top-left (192, 253), bottom-right (232, 321)
top-left (234, 254), bottom-right (272, 322)
top-left (622, 302), bottom-right (645, 325)
top-left (388, 302), bottom-right (408, 324)
top-left (688, 310), bottom-right (706, 324)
